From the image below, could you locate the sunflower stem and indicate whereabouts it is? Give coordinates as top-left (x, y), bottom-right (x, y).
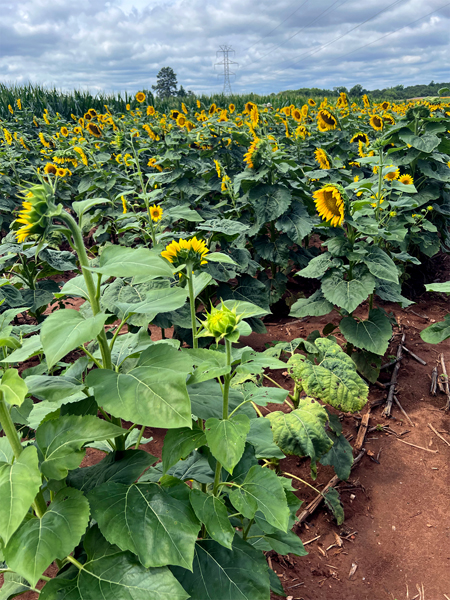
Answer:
top-left (186, 264), bottom-right (198, 349)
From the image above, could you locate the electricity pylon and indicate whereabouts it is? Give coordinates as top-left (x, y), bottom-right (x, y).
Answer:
top-left (215, 46), bottom-right (238, 95)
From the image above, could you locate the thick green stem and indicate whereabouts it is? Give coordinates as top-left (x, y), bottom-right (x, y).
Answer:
top-left (66, 556), bottom-right (85, 571)
top-left (0, 392), bottom-right (47, 517)
top-left (187, 267), bottom-right (198, 349)
top-left (213, 339), bottom-right (232, 496)
top-left (58, 212), bottom-right (112, 371)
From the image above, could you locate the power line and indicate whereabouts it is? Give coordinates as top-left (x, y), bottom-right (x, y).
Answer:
top-left (215, 45), bottom-right (239, 95)
top-left (241, 0), bottom-right (347, 71)
top-left (244, 0), bottom-right (310, 52)
top-left (271, 0), bottom-right (407, 76)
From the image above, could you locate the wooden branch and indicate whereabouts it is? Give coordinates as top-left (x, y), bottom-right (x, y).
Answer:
top-left (430, 366), bottom-right (438, 396)
top-left (440, 354), bottom-right (450, 411)
top-left (396, 438), bottom-right (438, 453)
top-left (382, 332), bottom-right (405, 418)
top-left (295, 450), bottom-right (365, 527)
top-left (401, 345), bottom-right (427, 366)
top-left (354, 409), bottom-right (371, 452)
top-left (393, 395), bottom-right (415, 427)
top-left (428, 423), bottom-right (450, 448)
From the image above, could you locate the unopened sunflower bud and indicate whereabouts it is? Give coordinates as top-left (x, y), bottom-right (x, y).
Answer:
top-left (203, 303), bottom-right (240, 341)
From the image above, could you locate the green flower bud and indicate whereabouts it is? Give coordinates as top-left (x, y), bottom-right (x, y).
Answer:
top-left (427, 205), bottom-right (433, 211)
top-left (203, 303), bottom-right (240, 341)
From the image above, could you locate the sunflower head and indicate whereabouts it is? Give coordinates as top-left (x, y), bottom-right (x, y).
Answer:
top-left (149, 204), bottom-right (163, 222)
top-left (314, 147), bottom-right (331, 170)
top-left (56, 168), bottom-right (68, 177)
top-left (384, 166), bottom-right (400, 181)
top-left (44, 162), bottom-right (58, 175)
top-left (292, 108), bottom-right (302, 122)
top-left (229, 103), bottom-right (235, 113)
top-left (350, 132), bottom-right (369, 145)
top-left (15, 183), bottom-right (55, 243)
top-left (176, 114), bottom-right (187, 127)
top-left (136, 92), bottom-right (146, 103)
top-left (86, 122), bottom-right (102, 137)
top-left (317, 109), bottom-right (337, 131)
top-left (369, 115), bottom-right (383, 131)
top-left (201, 302), bottom-right (241, 342)
top-left (313, 184), bottom-right (346, 227)
top-left (308, 99), bottom-right (316, 107)
top-left (399, 174), bottom-right (414, 185)
top-left (208, 103), bottom-right (217, 116)
top-left (16, 98), bottom-right (22, 110)
top-left (161, 236), bottom-right (209, 270)
top-left (380, 101), bottom-right (390, 111)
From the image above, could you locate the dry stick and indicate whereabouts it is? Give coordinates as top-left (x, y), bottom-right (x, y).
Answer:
top-left (396, 438), bottom-right (438, 453)
top-left (393, 395), bottom-right (415, 427)
top-left (430, 366), bottom-right (438, 396)
top-left (440, 354), bottom-right (450, 411)
top-left (380, 357), bottom-right (401, 370)
top-left (354, 409), bottom-right (371, 452)
top-left (428, 423), bottom-right (450, 448)
top-left (402, 345), bottom-right (427, 366)
top-left (295, 450), bottom-right (365, 527)
top-left (382, 332), bottom-right (405, 418)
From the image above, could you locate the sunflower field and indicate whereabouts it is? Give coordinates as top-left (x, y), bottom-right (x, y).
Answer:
top-left (0, 88), bottom-right (450, 599)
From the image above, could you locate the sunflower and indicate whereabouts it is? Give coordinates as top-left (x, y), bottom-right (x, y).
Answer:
top-left (3, 129), bottom-right (13, 146)
top-left (384, 166), bottom-right (400, 181)
top-left (350, 132), bottom-right (369, 145)
top-left (292, 108), bottom-right (302, 122)
top-left (295, 125), bottom-right (310, 139)
top-left (362, 94), bottom-right (370, 108)
top-left (250, 105), bottom-right (259, 127)
top-left (197, 99), bottom-right (201, 109)
top-left (86, 122), bottom-right (102, 137)
top-left (44, 163), bottom-right (58, 175)
top-left (314, 148), bottom-right (331, 170)
top-left (149, 204), bottom-right (163, 222)
top-left (221, 174), bottom-right (231, 192)
top-left (74, 146), bottom-right (88, 166)
top-left (56, 168), bottom-right (68, 177)
top-left (181, 102), bottom-right (188, 115)
top-left (229, 103), bottom-right (235, 113)
top-left (281, 106), bottom-right (291, 117)
top-left (126, 104), bottom-right (131, 111)
top-left (161, 236), bottom-right (209, 269)
top-left (313, 185), bottom-right (345, 227)
top-left (243, 137), bottom-right (259, 169)
top-left (121, 196), bottom-right (127, 214)
top-left (88, 109), bottom-right (97, 118)
top-left (123, 153), bottom-right (132, 167)
top-left (136, 92), bottom-right (146, 103)
top-left (176, 114), bottom-right (187, 127)
top-left (308, 99), bottom-right (316, 107)
top-left (301, 104), bottom-right (308, 117)
top-left (399, 174), bottom-right (414, 185)
top-left (369, 115), bottom-right (383, 131)
top-left (214, 159), bottom-right (221, 178)
top-left (244, 101), bottom-right (256, 114)
top-left (380, 101), bottom-right (390, 111)
top-left (60, 126), bottom-right (69, 137)
top-left (146, 106), bottom-right (155, 117)
top-left (16, 98), bottom-right (21, 110)
top-left (73, 127), bottom-right (82, 137)
top-left (148, 157), bottom-right (163, 172)
top-left (317, 109), bottom-right (337, 131)
top-left (15, 184), bottom-right (53, 243)
top-left (84, 112), bottom-right (93, 121)
top-left (8, 104), bottom-right (13, 114)
top-left (209, 103), bottom-right (217, 116)
top-left (383, 114), bottom-right (395, 125)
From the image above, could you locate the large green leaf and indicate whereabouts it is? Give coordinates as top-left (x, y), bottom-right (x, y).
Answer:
top-left (0, 335), bottom-right (42, 364)
top-left (190, 489), bottom-right (235, 549)
top-left (425, 281), bottom-right (450, 293)
top-left (399, 131), bottom-right (441, 153)
top-left (323, 488), bottom-right (345, 525)
top-left (248, 526), bottom-right (308, 557)
top-left (188, 380), bottom-right (254, 421)
top-left (36, 415), bottom-right (125, 480)
top-left (87, 345), bottom-right (194, 428)
top-left (375, 280), bottom-right (414, 307)
top-left (4, 488), bottom-right (90, 587)
top-left (0, 368), bottom-right (28, 407)
top-left (162, 427), bottom-right (207, 474)
top-left (275, 201), bottom-right (314, 243)
top-left (25, 375), bottom-right (84, 402)
top-left (297, 252), bottom-right (340, 279)
top-left (229, 465), bottom-right (289, 530)
top-left (115, 286), bottom-right (188, 317)
top-left (339, 309), bottom-right (392, 355)
top-left (0, 446), bottom-right (41, 544)
top-left (320, 432), bottom-right (353, 480)
top-left (322, 270), bottom-right (375, 313)
top-left (363, 246), bottom-right (399, 284)
top-left (171, 536), bottom-right (270, 600)
top-left (41, 309), bottom-right (109, 369)
top-left (289, 289), bottom-right (334, 318)
top-left (87, 245), bottom-right (173, 278)
top-left (420, 315), bottom-right (450, 344)
top-left (247, 417), bottom-right (285, 459)
top-left (249, 183), bottom-right (292, 223)
top-left (88, 482), bottom-right (200, 569)
top-left (67, 450), bottom-right (158, 493)
top-left (39, 525), bottom-right (189, 600)
top-left (217, 275), bottom-right (270, 312)
top-left (0, 573), bottom-right (33, 600)
top-left (205, 415), bottom-right (251, 474)
top-left (267, 400), bottom-right (332, 478)
top-left (291, 338), bottom-right (368, 412)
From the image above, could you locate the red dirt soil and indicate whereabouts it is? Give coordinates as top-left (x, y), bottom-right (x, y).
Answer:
top-left (2, 298), bottom-right (450, 600)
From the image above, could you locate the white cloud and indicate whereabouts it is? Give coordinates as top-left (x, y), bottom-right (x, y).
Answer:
top-left (0, 0), bottom-right (449, 95)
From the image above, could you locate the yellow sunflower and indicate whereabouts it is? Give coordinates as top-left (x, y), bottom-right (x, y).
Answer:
top-left (121, 195), bottom-right (127, 214)
top-left (149, 204), bottom-right (163, 222)
top-left (292, 108), bottom-right (302, 122)
top-left (16, 98), bottom-right (22, 110)
top-left (148, 157), bottom-right (163, 172)
top-left (243, 137), bottom-right (259, 169)
top-left (214, 159), bottom-right (221, 178)
top-left (380, 101), bottom-right (390, 111)
top-left (308, 99), bottom-right (316, 107)
top-left (317, 109), bottom-right (337, 131)
top-left (209, 103), bottom-right (217, 116)
top-left (350, 132), bottom-right (369, 145)
top-left (314, 148), bottom-right (331, 170)
top-left (86, 122), bottom-right (102, 137)
top-left (136, 92), bottom-right (146, 103)
top-left (44, 163), bottom-right (58, 175)
top-left (384, 166), bottom-right (400, 181)
top-left (147, 106), bottom-right (155, 116)
top-left (181, 102), bottom-right (188, 115)
top-left (313, 185), bottom-right (345, 227)
top-left (229, 103), bottom-right (235, 113)
top-left (176, 114), bottom-right (187, 127)
top-left (383, 114), bottom-right (395, 125)
top-left (369, 115), bottom-right (383, 131)
top-left (161, 236), bottom-right (209, 269)
top-left (399, 174), bottom-right (414, 185)
top-left (56, 168), bottom-right (68, 177)
top-left (60, 126), bottom-right (69, 137)
top-left (15, 184), bottom-right (52, 243)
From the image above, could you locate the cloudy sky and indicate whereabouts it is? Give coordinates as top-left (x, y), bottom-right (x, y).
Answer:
top-left (1, 0), bottom-right (449, 96)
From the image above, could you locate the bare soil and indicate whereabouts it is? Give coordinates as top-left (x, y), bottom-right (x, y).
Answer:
top-left (2, 297), bottom-right (450, 600)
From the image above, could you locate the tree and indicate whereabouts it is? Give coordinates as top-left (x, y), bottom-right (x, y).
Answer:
top-left (177, 85), bottom-right (187, 97)
top-left (152, 67), bottom-right (178, 98)
top-left (349, 84), bottom-right (365, 97)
